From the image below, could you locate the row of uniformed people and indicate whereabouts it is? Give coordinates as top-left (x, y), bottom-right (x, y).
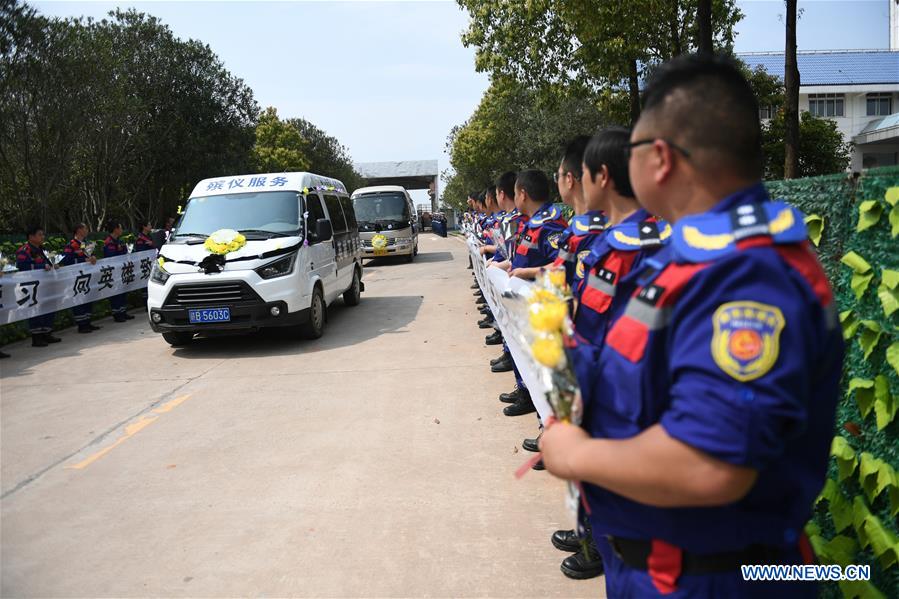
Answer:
top-left (467, 54), bottom-right (842, 598)
top-left (9, 221), bottom-right (158, 353)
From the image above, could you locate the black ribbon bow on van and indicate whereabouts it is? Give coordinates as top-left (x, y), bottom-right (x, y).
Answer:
top-left (159, 242), bottom-right (302, 274)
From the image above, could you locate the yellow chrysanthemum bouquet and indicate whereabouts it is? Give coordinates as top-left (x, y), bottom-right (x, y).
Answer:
top-left (204, 229), bottom-right (247, 256)
top-left (523, 267), bottom-right (582, 424)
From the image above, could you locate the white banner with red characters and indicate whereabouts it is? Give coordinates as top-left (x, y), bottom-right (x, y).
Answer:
top-left (0, 251), bottom-right (155, 325)
top-left (467, 236), bottom-right (553, 422)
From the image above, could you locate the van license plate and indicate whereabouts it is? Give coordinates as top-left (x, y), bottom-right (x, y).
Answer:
top-left (188, 307), bottom-right (231, 324)
top-left (374, 248), bottom-right (388, 256)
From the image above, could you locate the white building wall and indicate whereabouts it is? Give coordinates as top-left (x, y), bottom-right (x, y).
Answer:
top-left (798, 90), bottom-right (899, 171)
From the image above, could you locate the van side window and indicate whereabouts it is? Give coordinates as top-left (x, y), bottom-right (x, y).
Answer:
top-left (324, 195), bottom-right (348, 235)
top-left (305, 193), bottom-right (326, 243)
top-left (339, 196), bottom-right (357, 231)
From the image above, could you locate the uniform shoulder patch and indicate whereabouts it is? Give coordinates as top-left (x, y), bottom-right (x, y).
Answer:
top-left (575, 250), bottom-right (591, 280)
top-left (711, 301), bottom-right (785, 382)
top-left (548, 232), bottom-right (562, 249)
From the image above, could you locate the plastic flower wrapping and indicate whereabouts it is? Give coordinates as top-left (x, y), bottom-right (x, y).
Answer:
top-left (523, 267), bottom-right (582, 424)
top-left (491, 228), bottom-right (510, 260)
top-left (204, 229), bottom-right (247, 255)
top-left (83, 242), bottom-right (96, 257)
top-left (371, 234), bottom-right (389, 251)
top-left (0, 252), bottom-right (13, 272)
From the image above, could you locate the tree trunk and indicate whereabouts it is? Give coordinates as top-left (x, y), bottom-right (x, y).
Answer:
top-left (697, 0), bottom-right (712, 55)
top-left (783, 0), bottom-right (800, 179)
top-left (669, 0), bottom-right (682, 58)
top-left (628, 58), bottom-right (641, 125)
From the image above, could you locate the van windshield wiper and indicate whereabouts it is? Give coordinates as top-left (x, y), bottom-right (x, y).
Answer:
top-left (172, 232), bottom-right (209, 244)
top-left (238, 229), bottom-right (294, 238)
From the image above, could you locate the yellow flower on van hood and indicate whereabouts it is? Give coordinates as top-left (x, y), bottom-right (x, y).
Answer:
top-left (205, 229), bottom-right (247, 255)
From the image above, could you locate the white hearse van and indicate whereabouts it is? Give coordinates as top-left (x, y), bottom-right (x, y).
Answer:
top-left (148, 172), bottom-right (363, 346)
top-left (351, 185), bottom-right (419, 262)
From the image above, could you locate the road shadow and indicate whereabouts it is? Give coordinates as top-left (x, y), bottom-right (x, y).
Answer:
top-left (412, 251), bottom-right (454, 263)
top-left (168, 294), bottom-right (423, 359)
top-left (364, 250), bottom-right (454, 268)
top-left (0, 315), bottom-right (150, 380)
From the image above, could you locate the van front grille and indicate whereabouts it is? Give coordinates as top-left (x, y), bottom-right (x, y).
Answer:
top-left (163, 282), bottom-right (260, 306)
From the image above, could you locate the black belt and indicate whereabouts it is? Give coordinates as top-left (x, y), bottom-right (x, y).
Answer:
top-left (606, 536), bottom-right (789, 575)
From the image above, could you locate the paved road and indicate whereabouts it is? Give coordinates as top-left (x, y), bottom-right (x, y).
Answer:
top-left (1, 233), bottom-right (601, 598)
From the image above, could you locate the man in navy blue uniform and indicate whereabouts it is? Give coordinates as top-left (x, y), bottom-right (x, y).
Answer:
top-left (540, 55), bottom-right (843, 598)
top-left (550, 127), bottom-right (671, 581)
top-left (485, 172), bottom-right (528, 354)
top-left (103, 222), bottom-right (134, 322)
top-left (15, 225), bottom-right (62, 347)
top-left (490, 170), bottom-right (567, 418)
top-left (60, 223), bottom-right (100, 333)
top-left (550, 135), bottom-right (606, 291)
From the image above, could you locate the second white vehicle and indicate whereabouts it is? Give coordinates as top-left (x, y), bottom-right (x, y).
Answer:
top-left (352, 185), bottom-right (419, 262)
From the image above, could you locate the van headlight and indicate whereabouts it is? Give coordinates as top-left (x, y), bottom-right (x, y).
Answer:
top-left (256, 253), bottom-right (297, 279)
top-left (150, 260), bottom-right (170, 285)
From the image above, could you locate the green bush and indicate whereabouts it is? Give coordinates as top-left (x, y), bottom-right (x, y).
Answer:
top-left (770, 167), bottom-right (899, 599)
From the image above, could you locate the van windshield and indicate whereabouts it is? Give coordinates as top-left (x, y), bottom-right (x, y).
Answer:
top-left (174, 191), bottom-right (300, 239)
top-left (353, 193), bottom-right (409, 231)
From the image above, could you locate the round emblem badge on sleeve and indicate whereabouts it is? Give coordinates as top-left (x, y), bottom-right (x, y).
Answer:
top-left (711, 301), bottom-right (785, 381)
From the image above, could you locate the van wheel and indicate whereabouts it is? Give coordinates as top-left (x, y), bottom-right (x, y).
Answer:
top-left (300, 286), bottom-right (325, 339)
top-left (343, 269), bottom-right (361, 306)
top-left (163, 332), bottom-right (194, 347)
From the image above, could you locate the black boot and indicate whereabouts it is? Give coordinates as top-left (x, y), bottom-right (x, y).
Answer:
top-left (560, 539), bottom-right (605, 580)
top-left (470, 283), bottom-right (479, 290)
top-left (475, 296), bottom-right (487, 305)
top-left (88, 323), bottom-right (101, 331)
top-left (503, 390), bottom-right (535, 416)
top-left (78, 325), bottom-right (93, 334)
top-left (551, 529), bottom-right (582, 553)
top-left (478, 305), bottom-right (491, 315)
top-left (478, 317), bottom-right (494, 329)
top-left (532, 459), bottom-right (545, 471)
top-left (0, 350), bottom-right (10, 359)
top-left (113, 314), bottom-right (128, 322)
top-left (491, 353), bottom-right (513, 372)
top-left (124, 313), bottom-right (135, 320)
top-left (490, 352), bottom-right (510, 366)
top-left (499, 386), bottom-right (521, 403)
top-left (44, 333), bottom-right (62, 343)
top-left (485, 330), bottom-right (503, 345)
top-left (31, 334), bottom-right (48, 347)
top-left (522, 434), bottom-right (541, 452)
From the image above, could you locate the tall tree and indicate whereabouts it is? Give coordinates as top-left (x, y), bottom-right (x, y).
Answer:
top-left (288, 118), bottom-right (364, 192)
top-left (0, 7), bottom-right (258, 232)
top-left (442, 79), bottom-right (609, 209)
top-left (783, 0), bottom-right (800, 179)
top-left (251, 107), bottom-right (309, 173)
top-left (459, 0), bottom-right (742, 122)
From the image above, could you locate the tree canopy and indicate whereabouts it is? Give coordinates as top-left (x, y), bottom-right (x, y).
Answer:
top-left (442, 79), bottom-right (609, 210)
top-left (458, 0), bottom-right (742, 122)
top-left (0, 2), bottom-right (363, 235)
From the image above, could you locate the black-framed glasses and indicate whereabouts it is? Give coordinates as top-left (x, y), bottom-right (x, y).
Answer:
top-left (624, 138), bottom-right (691, 160)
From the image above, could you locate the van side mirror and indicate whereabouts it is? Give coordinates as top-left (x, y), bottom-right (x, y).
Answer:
top-left (316, 218), bottom-right (333, 242)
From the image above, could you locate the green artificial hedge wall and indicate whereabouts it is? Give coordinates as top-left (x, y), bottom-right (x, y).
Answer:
top-left (769, 166), bottom-right (899, 599)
